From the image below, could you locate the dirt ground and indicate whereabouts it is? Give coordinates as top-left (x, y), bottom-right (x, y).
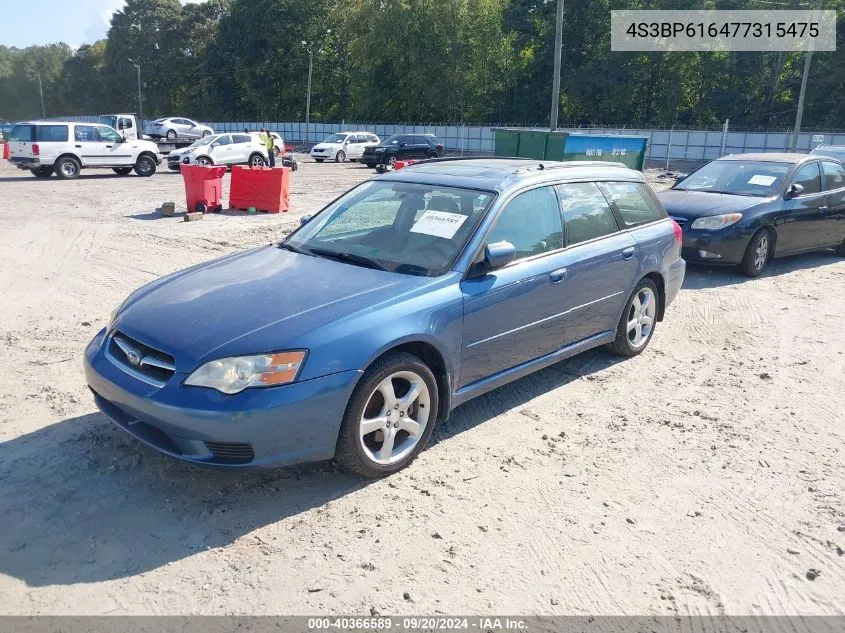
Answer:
top-left (0, 156), bottom-right (843, 616)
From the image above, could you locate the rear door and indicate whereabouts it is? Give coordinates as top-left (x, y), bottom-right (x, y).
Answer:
top-left (820, 160), bottom-right (845, 247)
top-left (347, 135), bottom-right (364, 159)
top-left (8, 124), bottom-right (36, 161)
top-left (231, 134), bottom-right (253, 163)
top-left (778, 161), bottom-right (829, 253)
top-left (96, 125), bottom-right (134, 166)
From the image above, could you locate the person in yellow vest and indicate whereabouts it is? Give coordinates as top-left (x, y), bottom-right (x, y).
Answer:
top-left (259, 127), bottom-right (275, 167)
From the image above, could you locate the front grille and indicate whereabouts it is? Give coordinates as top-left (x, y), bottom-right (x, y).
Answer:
top-left (205, 442), bottom-right (255, 464)
top-left (107, 332), bottom-right (176, 386)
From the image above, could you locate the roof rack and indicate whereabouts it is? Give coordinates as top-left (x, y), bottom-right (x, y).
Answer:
top-left (408, 156), bottom-right (627, 172)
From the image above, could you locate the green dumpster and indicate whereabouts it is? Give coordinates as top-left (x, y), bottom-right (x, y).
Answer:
top-left (492, 128), bottom-right (649, 171)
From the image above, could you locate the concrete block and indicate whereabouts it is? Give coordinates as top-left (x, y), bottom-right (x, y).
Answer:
top-left (183, 212), bottom-right (204, 222)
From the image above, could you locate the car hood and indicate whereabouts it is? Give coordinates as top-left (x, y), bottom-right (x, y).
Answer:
top-left (313, 143), bottom-right (341, 150)
top-left (656, 189), bottom-right (767, 219)
top-left (112, 245), bottom-right (428, 371)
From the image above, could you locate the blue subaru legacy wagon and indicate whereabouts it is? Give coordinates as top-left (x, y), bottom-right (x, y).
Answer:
top-left (85, 158), bottom-right (686, 477)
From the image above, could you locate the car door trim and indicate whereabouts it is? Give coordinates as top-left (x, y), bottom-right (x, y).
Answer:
top-left (465, 291), bottom-right (623, 349)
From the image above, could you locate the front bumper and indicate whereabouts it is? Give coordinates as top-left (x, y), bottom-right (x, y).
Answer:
top-left (84, 328), bottom-right (362, 469)
top-left (310, 149), bottom-right (334, 160)
top-left (676, 223), bottom-right (751, 265)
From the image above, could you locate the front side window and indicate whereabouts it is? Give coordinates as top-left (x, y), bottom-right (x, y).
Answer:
top-left (821, 161), bottom-right (845, 191)
top-left (286, 181), bottom-right (495, 276)
top-left (487, 186), bottom-right (563, 261)
top-left (215, 135), bottom-right (232, 146)
top-left (96, 126), bottom-right (122, 143)
top-left (791, 162), bottom-right (821, 195)
top-left (599, 181), bottom-right (665, 227)
top-left (74, 125), bottom-right (98, 142)
top-left (557, 182), bottom-right (620, 246)
top-left (120, 118), bottom-right (133, 129)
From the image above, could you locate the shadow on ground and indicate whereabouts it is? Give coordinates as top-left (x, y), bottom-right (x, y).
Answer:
top-left (0, 349), bottom-right (620, 587)
top-left (682, 250), bottom-right (842, 289)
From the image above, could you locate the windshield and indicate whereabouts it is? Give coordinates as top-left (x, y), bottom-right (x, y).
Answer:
top-left (191, 135), bottom-right (216, 147)
top-left (98, 116), bottom-right (118, 128)
top-left (676, 160), bottom-right (790, 196)
top-left (811, 146), bottom-right (845, 162)
top-left (323, 133), bottom-right (348, 144)
top-left (285, 181), bottom-right (495, 277)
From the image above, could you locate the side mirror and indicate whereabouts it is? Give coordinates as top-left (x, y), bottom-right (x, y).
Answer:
top-left (211, 142), bottom-right (220, 148)
top-left (399, 142), bottom-right (407, 147)
top-left (300, 215), bottom-right (312, 225)
top-left (785, 183), bottom-right (804, 200)
top-left (673, 173), bottom-right (688, 185)
top-left (484, 241), bottom-right (516, 270)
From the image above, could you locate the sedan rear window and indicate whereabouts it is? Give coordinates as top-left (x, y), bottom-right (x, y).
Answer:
top-left (9, 125), bottom-right (34, 142)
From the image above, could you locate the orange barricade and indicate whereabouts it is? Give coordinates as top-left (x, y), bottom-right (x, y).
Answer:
top-left (2, 142), bottom-right (10, 160)
top-left (181, 164), bottom-right (227, 213)
top-left (393, 160), bottom-right (416, 170)
top-left (229, 166), bottom-right (290, 214)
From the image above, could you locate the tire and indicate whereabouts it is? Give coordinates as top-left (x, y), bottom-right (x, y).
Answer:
top-left (273, 146), bottom-right (280, 157)
top-left (335, 150), bottom-right (346, 163)
top-left (196, 156), bottom-right (212, 166)
top-left (426, 150), bottom-right (438, 159)
top-left (835, 239), bottom-right (845, 257)
top-left (195, 202), bottom-right (208, 214)
top-left (202, 130), bottom-right (211, 137)
top-left (610, 279), bottom-right (659, 357)
top-left (387, 155), bottom-right (397, 167)
top-left (133, 154), bottom-right (157, 177)
top-left (166, 129), bottom-right (177, 141)
top-left (335, 352), bottom-right (439, 478)
top-left (112, 167), bottom-right (132, 176)
top-left (364, 162), bottom-right (376, 169)
top-left (739, 228), bottom-right (773, 277)
top-left (249, 153), bottom-right (266, 167)
top-left (32, 166), bottom-right (53, 178)
top-left (55, 156), bottom-right (81, 180)
top-left (314, 158), bottom-right (324, 163)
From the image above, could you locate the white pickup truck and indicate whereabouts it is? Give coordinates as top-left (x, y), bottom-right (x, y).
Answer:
top-left (7, 120), bottom-right (162, 179)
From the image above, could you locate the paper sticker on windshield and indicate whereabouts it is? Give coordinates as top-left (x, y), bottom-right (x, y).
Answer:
top-left (748, 174), bottom-right (777, 186)
top-left (410, 211), bottom-right (467, 239)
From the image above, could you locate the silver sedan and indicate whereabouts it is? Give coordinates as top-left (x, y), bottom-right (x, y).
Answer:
top-left (145, 117), bottom-right (214, 141)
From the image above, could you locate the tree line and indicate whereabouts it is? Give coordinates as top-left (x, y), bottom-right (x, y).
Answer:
top-left (1, 0), bottom-right (843, 130)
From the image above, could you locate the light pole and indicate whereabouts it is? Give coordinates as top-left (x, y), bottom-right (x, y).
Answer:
top-left (28, 71), bottom-right (45, 118)
top-left (302, 42), bottom-right (313, 147)
top-left (549, 0), bottom-right (565, 131)
top-left (128, 59), bottom-right (142, 130)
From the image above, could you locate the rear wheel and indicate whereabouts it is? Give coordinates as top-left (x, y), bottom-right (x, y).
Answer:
top-left (611, 279), bottom-right (659, 357)
top-left (387, 155), bottom-right (397, 167)
top-left (739, 229), bottom-right (773, 277)
top-left (32, 166), bottom-right (53, 178)
top-left (55, 156), bottom-right (81, 180)
top-left (335, 150), bottom-right (346, 163)
top-left (166, 129), bottom-right (177, 141)
top-left (112, 167), bottom-right (132, 176)
top-left (335, 352), bottom-right (439, 478)
top-left (202, 130), bottom-right (211, 137)
top-left (133, 154), bottom-right (157, 177)
top-left (426, 150), bottom-right (438, 159)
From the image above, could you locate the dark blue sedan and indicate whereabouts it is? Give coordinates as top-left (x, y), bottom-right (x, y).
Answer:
top-left (658, 153), bottom-right (845, 277)
top-left (85, 158), bottom-right (685, 477)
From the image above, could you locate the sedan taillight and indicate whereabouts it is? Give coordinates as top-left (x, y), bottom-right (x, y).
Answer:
top-left (670, 218), bottom-right (683, 244)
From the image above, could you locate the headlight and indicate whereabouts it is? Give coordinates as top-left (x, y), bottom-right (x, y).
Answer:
top-left (375, 147), bottom-right (385, 152)
top-left (184, 351), bottom-right (306, 394)
top-left (690, 213), bottom-right (743, 230)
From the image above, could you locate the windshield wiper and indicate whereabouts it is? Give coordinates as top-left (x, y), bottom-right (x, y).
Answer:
top-left (308, 247), bottom-right (389, 271)
top-left (278, 242), bottom-right (312, 255)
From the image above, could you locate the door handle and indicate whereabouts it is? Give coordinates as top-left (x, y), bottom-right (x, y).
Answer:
top-left (75, 144), bottom-right (82, 148)
top-left (104, 145), bottom-right (112, 148)
top-left (622, 246), bottom-right (636, 260)
top-left (550, 268), bottom-right (568, 283)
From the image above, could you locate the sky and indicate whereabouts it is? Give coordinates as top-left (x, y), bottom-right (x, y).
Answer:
top-left (2, 0), bottom-right (205, 49)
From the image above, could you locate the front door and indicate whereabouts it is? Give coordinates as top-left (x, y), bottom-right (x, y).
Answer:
top-left (73, 124), bottom-right (109, 166)
top-left (459, 185), bottom-right (567, 388)
top-left (778, 161), bottom-right (830, 254)
top-left (96, 125), bottom-right (134, 166)
top-left (820, 160), bottom-right (845, 247)
top-left (209, 134), bottom-right (235, 164)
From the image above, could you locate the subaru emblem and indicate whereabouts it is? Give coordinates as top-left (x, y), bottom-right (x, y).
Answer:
top-left (126, 350), bottom-right (141, 366)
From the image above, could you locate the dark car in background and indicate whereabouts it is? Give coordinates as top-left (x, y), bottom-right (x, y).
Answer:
top-left (657, 153), bottom-right (845, 277)
top-left (362, 134), bottom-right (445, 168)
top-left (810, 144), bottom-right (845, 164)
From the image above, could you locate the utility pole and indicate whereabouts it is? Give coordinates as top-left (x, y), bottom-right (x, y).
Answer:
top-left (302, 42), bottom-right (313, 147)
top-left (28, 71), bottom-right (45, 118)
top-left (129, 59), bottom-right (143, 129)
top-left (549, 0), bottom-right (565, 131)
top-left (791, 1), bottom-right (819, 150)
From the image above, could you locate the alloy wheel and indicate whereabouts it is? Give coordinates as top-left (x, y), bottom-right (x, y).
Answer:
top-left (358, 371), bottom-right (430, 465)
top-left (626, 287), bottom-right (656, 350)
top-left (754, 235), bottom-right (769, 272)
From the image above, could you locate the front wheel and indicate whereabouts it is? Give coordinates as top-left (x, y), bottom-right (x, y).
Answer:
top-left (112, 167), bottom-right (132, 176)
top-left (133, 155), bottom-right (157, 177)
top-left (166, 129), bottom-right (177, 141)
top-left (610, 279), bottom-right (659, 357)
top-left (335, 352), bottom-right (439, 478)
top-left (32, 166), bottom-right (53, 178)
top-left (249, 153), bottom-right (266, 167)
top-left (387, 155), bottom-right (397, 167)
top-left (196, 156), bottom-right (212, 166)
top-left (335, 150), bottom-right (346, 163)
top-left (202, 130), bottom-right (211, 137)
top-left (426, 150), bottom-right (438, 159)
top-left (739, 229), bottom-right (773, 277)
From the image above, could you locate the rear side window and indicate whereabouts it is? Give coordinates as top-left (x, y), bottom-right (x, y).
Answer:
top-left (232, 134), bottom-right (251, 143)
top-left (599, 181), bottom-right (666, 228)
top-left (557, 182), bottom-right (620, 246)
top-left (821, 161), bottom-right (845, 190)
top-left (9, 125), bottom-right (34, 142)
top-left (792, 162), bottom-right (821, 195)
top-left (368, 135), bottom-right (378, 143)
top-left (487, 186), bottom-right (563, 260)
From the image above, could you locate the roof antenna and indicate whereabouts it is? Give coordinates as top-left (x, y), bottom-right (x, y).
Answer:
top-left (538, 163), bottom-right (545, 170)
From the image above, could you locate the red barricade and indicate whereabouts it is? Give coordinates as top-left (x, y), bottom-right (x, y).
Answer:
top-left (2, 142), bottom-right (10, 160)
top-left (393, 160), bottom-right (416, 170)
top-left (229, 166), bottom-right (290, 214)
top-left (181, 164), bottom-right (227, 213)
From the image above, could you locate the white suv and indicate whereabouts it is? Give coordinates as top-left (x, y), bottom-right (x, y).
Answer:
top-left (310, 131), bottom-right (380, 162)
top-left (7, 121), bottom-right (162, 179)
top-left (167, 133), bottom-right (269, 170)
